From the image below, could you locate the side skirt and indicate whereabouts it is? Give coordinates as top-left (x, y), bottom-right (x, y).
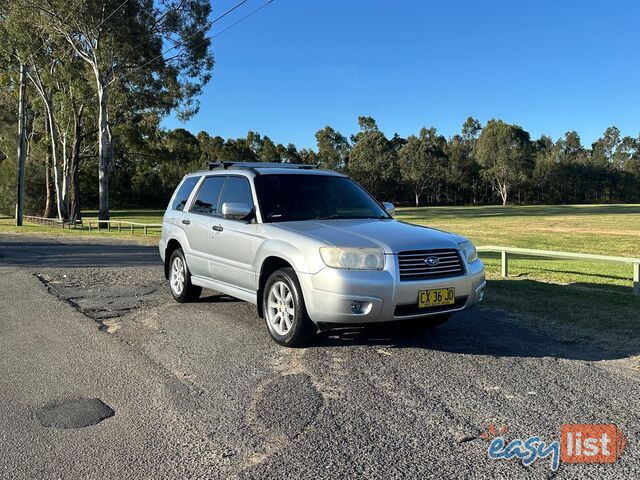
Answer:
top-left (190, 276), bottom-right (257, 304)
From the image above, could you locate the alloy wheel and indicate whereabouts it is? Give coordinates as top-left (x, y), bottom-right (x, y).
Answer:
top-left (266, 281), bottom-right (295, 335)
top-left (170, 256), bottom-right (185, 296)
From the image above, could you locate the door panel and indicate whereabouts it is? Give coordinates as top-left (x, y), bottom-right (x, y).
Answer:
top-left (209, 219), bottom-right (260, 291)
top-left (209, 176), bottom-right (260, 291)
top-left (185, 175), bottom-right (226, 277)
top-left (184, 215), bottom-right (216, 277)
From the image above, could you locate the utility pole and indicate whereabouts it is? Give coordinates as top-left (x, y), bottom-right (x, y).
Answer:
top-left (15, 62), bottom-right (27, 226)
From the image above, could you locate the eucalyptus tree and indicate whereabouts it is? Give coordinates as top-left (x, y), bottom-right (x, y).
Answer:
top-left (315, 126), bottom-right (350, 171)
top-left (39, 0), bottom-right (214, 223)
top-left (474, 120), bottom-right (533, 206)
top-left (398, 127), bottom-right (447, 206)
top-left (348, 116), bottom-right (399, 199)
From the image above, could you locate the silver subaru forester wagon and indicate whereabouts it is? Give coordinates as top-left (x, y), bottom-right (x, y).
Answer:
top-left (160, 162), bottom-right (486, 346)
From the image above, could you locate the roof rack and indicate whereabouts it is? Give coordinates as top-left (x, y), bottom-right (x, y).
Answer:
top-left (207, 161), bottom-right (319, 171)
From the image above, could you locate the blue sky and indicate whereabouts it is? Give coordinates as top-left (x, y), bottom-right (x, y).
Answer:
top-left (163, 0), bottom-right (640, 149)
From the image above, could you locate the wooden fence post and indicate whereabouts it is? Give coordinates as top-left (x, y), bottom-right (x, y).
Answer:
top-left (501, 251), bottom-right (509, 277)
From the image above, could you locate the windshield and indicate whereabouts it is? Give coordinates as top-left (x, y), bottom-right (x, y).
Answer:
top-left (255, 174), bottom-right (390, 223)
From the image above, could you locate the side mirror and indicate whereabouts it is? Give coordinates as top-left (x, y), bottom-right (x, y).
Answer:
top-left (382, 202), bottom-right (395, 217)
top-left (222, 202), bottom-right (253, 221)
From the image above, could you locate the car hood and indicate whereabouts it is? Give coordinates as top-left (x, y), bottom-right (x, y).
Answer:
top-left (273, 219), bottom-right (466, 254)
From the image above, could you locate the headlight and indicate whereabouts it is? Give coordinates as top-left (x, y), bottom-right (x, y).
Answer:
top-left (320, 247), bottom-right (385, 270)
top-left (459, 240), bottom-right (478, 263)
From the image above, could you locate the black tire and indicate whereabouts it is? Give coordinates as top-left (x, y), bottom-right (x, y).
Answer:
top-left (263, 268), bottom-right (314, 347)
top-left (168, 248), bottom-right (202, 303)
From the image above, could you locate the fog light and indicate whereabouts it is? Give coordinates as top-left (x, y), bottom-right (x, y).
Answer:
top-left (351, 302), bottom-right (362, 314)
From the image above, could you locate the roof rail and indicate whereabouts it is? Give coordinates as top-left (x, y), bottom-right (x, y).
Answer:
top-left (207, 161), bottom-right (319, 171)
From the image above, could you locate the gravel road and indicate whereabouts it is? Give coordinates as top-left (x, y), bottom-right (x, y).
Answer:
top-left (0, 234), bottom-right (638, 479)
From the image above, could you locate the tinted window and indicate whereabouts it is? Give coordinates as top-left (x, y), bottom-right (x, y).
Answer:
top-left (255, 174), bottom-right (388, 223)
top-left (219, 176), bottom-right (253, 207)
top-left (171, 176), bottom-right (200, 211)
top-left (190, 176), bottom-right (226, 216)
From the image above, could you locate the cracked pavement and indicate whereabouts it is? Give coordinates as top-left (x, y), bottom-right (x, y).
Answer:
top-left (0, 234), bottom-right (639, 479)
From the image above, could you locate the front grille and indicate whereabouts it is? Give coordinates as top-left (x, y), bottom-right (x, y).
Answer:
top-left (397, 248), bottom-right (465, 281)
top-left (394, 296), bottom-right (468, 317)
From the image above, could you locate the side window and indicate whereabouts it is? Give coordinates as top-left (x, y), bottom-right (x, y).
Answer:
top-left (219, 176), bottom-right (254, 208)
top-left (190, 176), bottom-right (226, 216)
top-left (171, 176), bottom-right (200, 211)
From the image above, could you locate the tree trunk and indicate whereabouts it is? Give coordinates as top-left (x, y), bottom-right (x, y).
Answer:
top-left (15, 63), bottom-right (27, 226)
top-left (498, 182), bottom-right (509, 206)
top-left (69, 107), bottom-right (84, 222)
top-left (27, 70), bottom-right (68, 221)
top-left (43, 153), bottom-right (56, 217)
top-left (414, 188), bottom-right (420, 207)
top-left (44, 102), bottom-right (68, 221)
top-left (97, 81), bottom-right (112, 228)
top-left (43, 114), bottom-right (55, 217)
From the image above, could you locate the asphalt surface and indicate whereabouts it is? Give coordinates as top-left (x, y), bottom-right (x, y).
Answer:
top-left (0, 234), bottom-right (638, 479)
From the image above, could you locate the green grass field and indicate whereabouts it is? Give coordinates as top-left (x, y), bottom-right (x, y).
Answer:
top-left (2, 204), bottom-right (639, 356)
top-left (398, 204), bottom-right (640, 289)
top-left (397, 205), bottom-right (640, 357)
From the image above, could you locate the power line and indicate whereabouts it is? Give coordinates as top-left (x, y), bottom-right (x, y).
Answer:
top-left (212, 0), bottom-right (274, 39)
top-left (211, 0), bottom-right (252, 24)
top-left (115, 0), bottom-right (273, 85)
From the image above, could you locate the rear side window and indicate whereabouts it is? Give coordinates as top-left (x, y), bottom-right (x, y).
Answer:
top-left (171, 176), bottom-right (200, 211)
top-left (190, 176), bottom-right (226, 216)
top-left (219, 176), bottom-right (253, 207)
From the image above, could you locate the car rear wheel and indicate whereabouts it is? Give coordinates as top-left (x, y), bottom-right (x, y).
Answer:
top-left (263, 268), bottom-right (314, 347)
top-left (169, 248), bottom-right (202, 303)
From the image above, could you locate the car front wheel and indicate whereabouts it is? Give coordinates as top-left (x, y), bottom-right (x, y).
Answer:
top-left (263, 268), bottom-right (314, 347)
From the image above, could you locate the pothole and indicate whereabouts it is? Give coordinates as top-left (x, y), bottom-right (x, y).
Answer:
top-left (35, 397), bottom-right (115, 429)
top-left (252, 373), bottom-right (322, 438)
top-left (34, 269), bottom-right (165, 332)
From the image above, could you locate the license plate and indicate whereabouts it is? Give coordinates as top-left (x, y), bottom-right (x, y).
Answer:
top-left (418, 288), bottom-right (455, 308)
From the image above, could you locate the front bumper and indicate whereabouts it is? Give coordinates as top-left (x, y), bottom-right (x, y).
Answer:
top-left (299, 257), bottom-right (485, 324)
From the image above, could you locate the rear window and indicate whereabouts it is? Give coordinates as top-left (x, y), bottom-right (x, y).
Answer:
top-left (171, 176), bottom-right (200, 211)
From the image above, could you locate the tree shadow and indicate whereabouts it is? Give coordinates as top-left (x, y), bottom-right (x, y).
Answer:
top-left (0, 238), bottom-right (160, 268)
top-left (312, 279), bottom-right (640, 362)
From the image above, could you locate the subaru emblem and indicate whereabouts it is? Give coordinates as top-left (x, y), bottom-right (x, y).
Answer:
top-left (425, 256), bottom-right (440, 266)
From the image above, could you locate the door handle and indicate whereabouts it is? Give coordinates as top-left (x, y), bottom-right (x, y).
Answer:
top-left (212, 224), bottom-right (223, 232)
top-left (181, 219), bottom-right (191, 225)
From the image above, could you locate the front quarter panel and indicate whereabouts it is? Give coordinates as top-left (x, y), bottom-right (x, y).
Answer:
top-left (253, 236), bottom-right (325, 276)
